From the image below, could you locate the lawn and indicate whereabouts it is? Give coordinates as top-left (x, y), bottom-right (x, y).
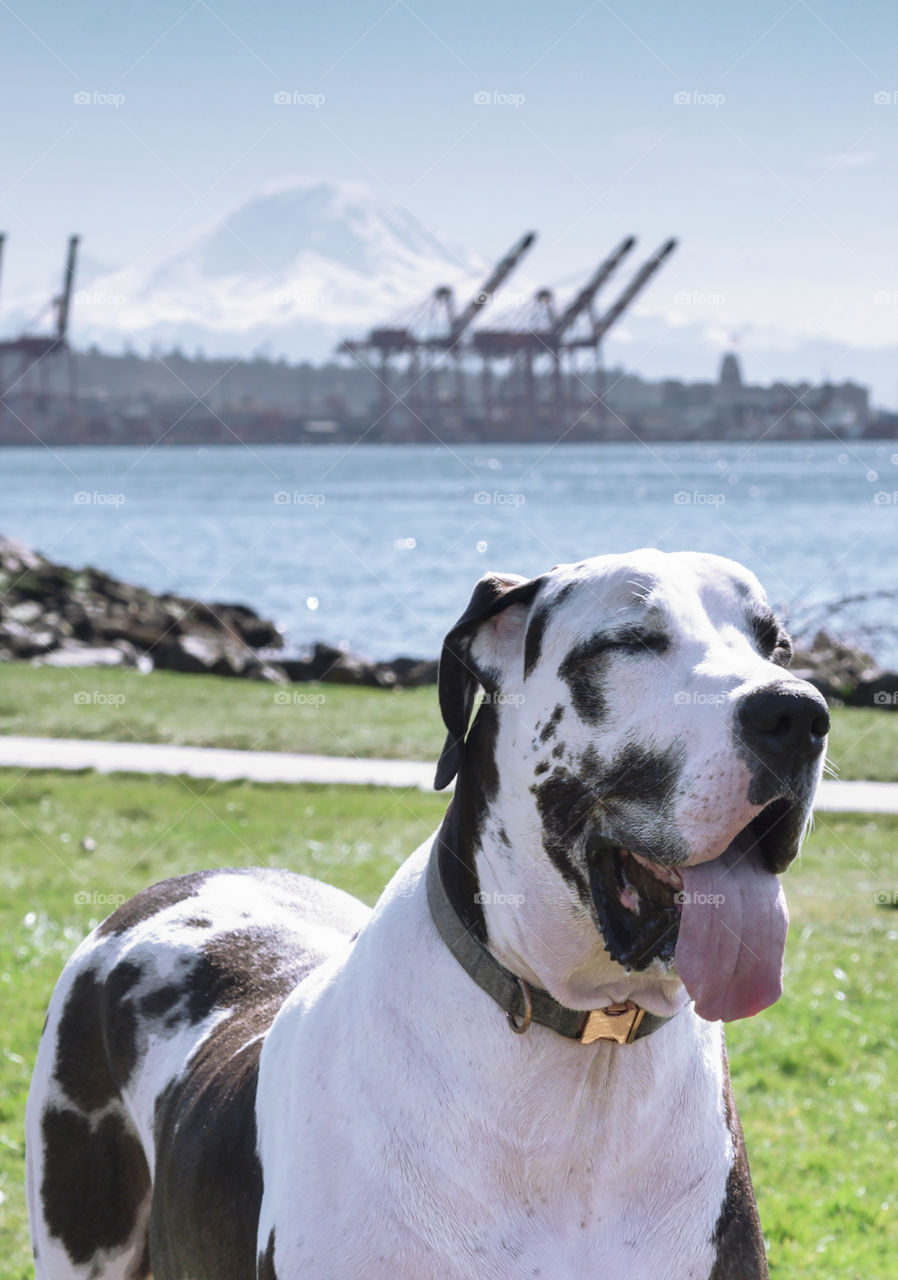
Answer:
top-left (0, 766), bottom-right (895, 1279)
top-left (2, 665), bottom-right (898, 782)
top-left (0, 665), bottom-right (442, 760)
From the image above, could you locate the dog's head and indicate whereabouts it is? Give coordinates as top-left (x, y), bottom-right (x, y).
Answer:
top-left (435, 549), bottom-right (828, 1024)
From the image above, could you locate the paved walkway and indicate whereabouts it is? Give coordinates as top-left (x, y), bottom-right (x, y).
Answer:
top-left (0, 735), bottom-right (896, 813)
top-left (0, 736), bottom-right (437, 790)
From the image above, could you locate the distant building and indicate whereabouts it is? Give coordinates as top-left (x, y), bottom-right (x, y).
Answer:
top-left (0, 343), bottom-right (885, 445)
top-left (718, 351), bottom-right (743, 389)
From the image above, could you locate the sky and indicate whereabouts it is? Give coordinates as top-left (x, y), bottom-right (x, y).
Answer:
top-left (1, 0), bottom-right (897, 399)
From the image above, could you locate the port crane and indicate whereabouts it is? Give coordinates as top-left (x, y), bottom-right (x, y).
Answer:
top-left (340, 231), bottom-right (536, 429)
top-left (0, 235), bottom-right (80, 421)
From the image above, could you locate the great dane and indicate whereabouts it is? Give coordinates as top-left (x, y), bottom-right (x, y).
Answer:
top-left (26, 549), bottom-right (829, 1279)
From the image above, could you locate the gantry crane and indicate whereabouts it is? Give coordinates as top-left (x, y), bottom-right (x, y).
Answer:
top-left (580, 238), bottom-right (678, 348)
top-left (0, 235), bottom-right (80, 422)
top-left (562, 238), bottom-right (677, 431)
top-left (338, 229), bottom-right (678, 439)
top-left (471, 235), bottom-right (640, 432)
top-left (541, 235), bottom-right (636, 411)
top-left (340, 231), bottom-right (536, 430)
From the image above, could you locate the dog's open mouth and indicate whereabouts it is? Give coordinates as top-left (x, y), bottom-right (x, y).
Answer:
top-left (587, 797), bottom-right (802, 1024)
top-left (615, 848), bottom-right (684, 914)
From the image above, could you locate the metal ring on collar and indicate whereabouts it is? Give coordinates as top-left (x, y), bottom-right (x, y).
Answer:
top-left (506, 977), bottom-right (532, 1034)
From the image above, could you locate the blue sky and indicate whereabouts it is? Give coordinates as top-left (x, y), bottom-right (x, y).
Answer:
top-left (1, 0), bottom-right (896, 394)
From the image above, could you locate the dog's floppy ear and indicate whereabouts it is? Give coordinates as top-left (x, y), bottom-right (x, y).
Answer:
top-left (434, 572), bottom-right (543, 790)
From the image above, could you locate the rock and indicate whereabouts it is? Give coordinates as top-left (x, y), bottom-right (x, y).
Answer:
top-left (0, 534), bottom-right (44, 576)
top-left (149, 633), bottom-right (284, 683)
top-left (244, 661), bottom-right (288, 684)
top-left (791, 629), bottom-right (882, 704)
top-left (152, 634), bottom-right (244, 676)
top-left (276, 647), bottom-right (438, 689)
top-left (375, 656), bottom-right (439, 688)
top-left (1, 617), bottom-right (60, 658)
top-left (1, 533), bottom-right (449, 692)
top-left (6, 599), bottom-right (45, 626)
top-left (1, 532), bottom-right (285, 684)
top-left (311, 644), bottom-right (394, 687)
top-left (278, 657), bottom-right (320, 682)
top-left (34, 642), bottom-right (146, 670)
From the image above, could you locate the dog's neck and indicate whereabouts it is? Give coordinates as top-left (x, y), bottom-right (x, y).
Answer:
top-left (438, 706), bottom-right (688, 1020)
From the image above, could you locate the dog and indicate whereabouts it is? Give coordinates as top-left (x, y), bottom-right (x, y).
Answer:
top-left (26, 549), bottom-right (829, 1279)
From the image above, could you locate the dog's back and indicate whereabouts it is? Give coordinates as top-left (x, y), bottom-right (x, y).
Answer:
top-left (25, 867), bottom-right (368, 1280)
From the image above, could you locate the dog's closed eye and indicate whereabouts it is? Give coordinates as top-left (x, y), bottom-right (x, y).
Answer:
top-left (601, 627), bottom-right (670, 655)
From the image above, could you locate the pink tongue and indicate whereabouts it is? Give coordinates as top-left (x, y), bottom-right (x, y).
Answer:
top-left (674, 835), bottom-right (789, 1022)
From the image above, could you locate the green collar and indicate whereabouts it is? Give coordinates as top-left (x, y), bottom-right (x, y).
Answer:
top-left (426, 850), bottom-right (679, 1045)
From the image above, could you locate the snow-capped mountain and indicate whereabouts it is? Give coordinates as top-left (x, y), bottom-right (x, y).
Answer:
top-left (23, 179), bottom-right (487, 361)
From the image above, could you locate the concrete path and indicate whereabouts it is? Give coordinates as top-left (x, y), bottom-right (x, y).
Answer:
top-left (0, 735), bottom-right (437, 791)
top-left (0, 735), bottom-right (896, 813)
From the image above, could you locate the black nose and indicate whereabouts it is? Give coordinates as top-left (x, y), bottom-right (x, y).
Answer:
top-left (738, 686), bottom-right (830, 773)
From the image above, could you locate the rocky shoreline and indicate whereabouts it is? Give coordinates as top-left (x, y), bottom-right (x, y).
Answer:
top-left (0, 535), bottom-right (437, 690)
top-left (1, 534), bottom-right (896, 706)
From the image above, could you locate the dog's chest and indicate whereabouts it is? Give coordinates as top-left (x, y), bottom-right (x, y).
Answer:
top-left (257, 945), bottom-right (732, 1280)
top-left (262, 1135), bottom-right (726, 1280)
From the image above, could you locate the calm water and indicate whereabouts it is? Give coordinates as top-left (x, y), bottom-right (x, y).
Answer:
top-left (2, 442), bottom-right (897, 661)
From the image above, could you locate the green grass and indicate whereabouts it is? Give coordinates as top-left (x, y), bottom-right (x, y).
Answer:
top-left (821, 706), bottom-right (898, 783)
top-left (0, 664), bottom-right (442, 760)
top-left (2, 665), bottom-right (898, 782)
top-left (0, 767), bottom-right (896, 1278)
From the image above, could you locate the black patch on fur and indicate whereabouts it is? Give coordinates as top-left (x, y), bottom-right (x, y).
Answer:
top-left (148, 922), bottom-right (316, 1280)
top-left (532, 741), bottom-right (688, 969)
top-left (523, 580), bottom-right (577, 678)
top-left (585, 741), bottom-right (685, 817)
top-left (53, 963), bottom-right (141, 1111)
top-left (538, 703), bottom-right (564, 744)
top-left (176, 927), bottom-right (288, 1027)
top-left (40, 1107), bottom-right (150, 1265)
top-left (183, 915), bottom-right (212, 929)
top-left (551, 742), bottom-right (565, 759)
top-left (258, 1228), bottom-right (278, 1280)
top-left (559, 626), bottom-right (672, 725)
top-left (140, 984), bottom-right (182, 1018)
top-left (558, 638), bottom-right (611, 724)
top-left (708, 1044), bottom-right (768, 1279)
top-left (530, 766), bottom-right (592, 902)
top-left (524, 603), bottom-right (551, 677)
top-left (105, 962), bottom-right (142, 1082)
top-left (53, 971), bottom-right (116, 1113)
top-left (436, 699), bottom-right (502, 940)
top-left (96, 870), bottom-right (211, 937)
top-left (534, 760), bottom-right (550, 776)
top-left (497, 826), bottom-right (511, 848)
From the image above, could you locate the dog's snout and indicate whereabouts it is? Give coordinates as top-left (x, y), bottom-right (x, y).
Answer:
top-left (738, 686), bottom-right (830, 770)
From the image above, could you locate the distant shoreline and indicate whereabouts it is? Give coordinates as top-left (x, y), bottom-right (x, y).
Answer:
top-left (3, 433), bottom-right (898, 448)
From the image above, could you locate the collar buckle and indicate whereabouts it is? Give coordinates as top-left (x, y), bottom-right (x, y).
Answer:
top-left (579, 1000), bottom-right (646, 1045)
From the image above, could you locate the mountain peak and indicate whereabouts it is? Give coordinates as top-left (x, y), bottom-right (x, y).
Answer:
top-left (61, 177), bottom-right (481, 353)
